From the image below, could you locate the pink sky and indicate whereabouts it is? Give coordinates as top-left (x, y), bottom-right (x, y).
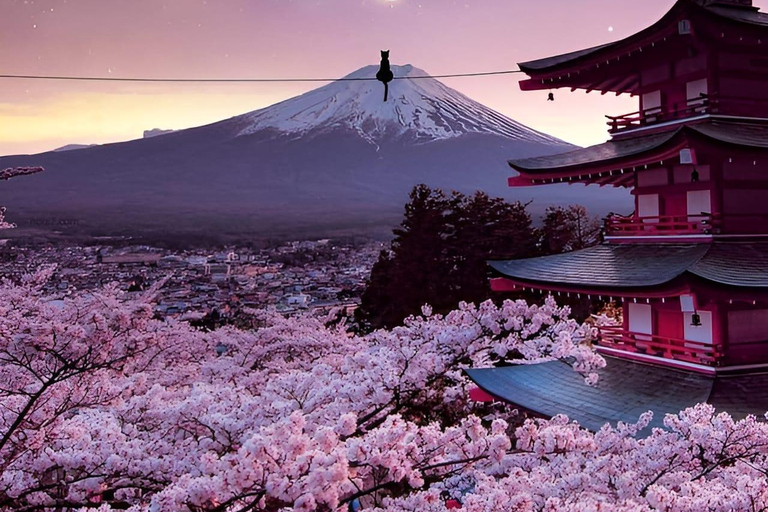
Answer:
top-left (2, 0), bottom-right (766, 155)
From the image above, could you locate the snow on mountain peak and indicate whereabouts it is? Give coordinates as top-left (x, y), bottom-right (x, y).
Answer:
top-left (237, 64), bottom-right (567, 146)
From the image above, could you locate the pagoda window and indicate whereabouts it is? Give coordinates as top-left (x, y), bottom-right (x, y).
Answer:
top-left (628, 303), bottom-right (653, 342)
top-left (686, 78), bottom-right (709, 111)
top-left (637, 194), bottom-right (660, 222)
top-left (641, 90), bottom-right (663, 121)
top-left (686, 190), bottom-right (712, 219)
top-left (684, 310), bottom-right (713, 346)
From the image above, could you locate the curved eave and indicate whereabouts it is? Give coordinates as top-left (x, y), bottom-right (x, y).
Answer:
top-left (517, 1), bottom-right (686, 91)
top-left (489, 244), bottom-right (709, 290)
top-left (490, 242), bottom-right (768, 292)
top-left (507, 129), bottom-right (684, 187)
top-left (507, 122), bottom-right (768, 187)
top-left (706, 5), bottom-right (768, 27)
top-left (518, 0), bottom-right (768, 93)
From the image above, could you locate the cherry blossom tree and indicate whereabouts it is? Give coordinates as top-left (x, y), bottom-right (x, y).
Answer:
top-left (2, 272), bottom-right (767, 512)
top-left (383, 406), bottom-right (768, 512)
top-left (0, 167), bottom-right (44, 229)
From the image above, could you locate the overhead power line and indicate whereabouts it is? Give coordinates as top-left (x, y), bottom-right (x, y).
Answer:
top-left (0, 69), bottom-right (523, 83)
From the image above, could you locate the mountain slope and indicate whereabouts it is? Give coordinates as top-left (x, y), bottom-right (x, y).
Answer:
top-left (236, 65), bottom-right (564, 146)
top-left (0, 65), bottom-right (630, 241)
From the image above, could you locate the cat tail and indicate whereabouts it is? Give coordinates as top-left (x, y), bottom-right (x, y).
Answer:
top-left (384, 82), bottom-right (389, 102)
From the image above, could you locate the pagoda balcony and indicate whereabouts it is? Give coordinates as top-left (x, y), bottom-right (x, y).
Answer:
top-left (604, 212), bottom-right (717, 238)
top-left (606, 96), bottom-right (719, 134)
top-left (597, 325), bottom-right (722, 367)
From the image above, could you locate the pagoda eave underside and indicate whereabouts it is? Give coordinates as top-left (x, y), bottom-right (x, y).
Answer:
top-left (489, 242), bottom-right (768, 300)
top-left (508, 122), bottom-right (768, 187)
top-left (509, 137), bottom-right (684, 188)
top-left (517, 0), bottom-right (768, 94)
top-left (490, 276), bottom-right (768, 304)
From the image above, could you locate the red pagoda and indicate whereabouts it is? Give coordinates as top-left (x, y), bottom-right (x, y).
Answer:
top-left (467, 0), bottom-right (768, 431)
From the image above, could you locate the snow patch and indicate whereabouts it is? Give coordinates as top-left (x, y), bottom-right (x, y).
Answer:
top-left (237, 65), bottom-right (568, 147)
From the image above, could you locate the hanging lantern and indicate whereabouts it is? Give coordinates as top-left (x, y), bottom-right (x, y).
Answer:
top-left (691, 312), bottom-right (702, 327)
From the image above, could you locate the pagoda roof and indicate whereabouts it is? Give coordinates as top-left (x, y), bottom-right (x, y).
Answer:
top-left (508, 122), bottom-right (768, 186)
top-left (690, 243), bottom-right (768, 286)
top-left (489, 242), bottom-right (768, 290)
top-left (518, 0), bottom-right (768, 93)
top-left (511, 130), bottom-right (677, 172)
top-left (706, 4), bottom-right (768, 26)
top-left (465, 356), bottom-right (768, 433)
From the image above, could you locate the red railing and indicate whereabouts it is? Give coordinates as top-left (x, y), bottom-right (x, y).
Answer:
top-left (604, 213), bottom-right (717, 237)
top-left (598, 325), bottom-right (722, 365)
top-left (606, 95), bottom-right (717, 133)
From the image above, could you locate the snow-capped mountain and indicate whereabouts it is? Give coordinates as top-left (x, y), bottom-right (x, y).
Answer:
top-left (237, 65), bottom-right (563, 146)
top-left (0, 64), bottom-right (630, 241)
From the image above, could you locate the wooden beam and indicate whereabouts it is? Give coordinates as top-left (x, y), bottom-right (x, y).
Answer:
top-left (612, 174), bottom-right (635, 187)
top-left (611, 75), bottom-right (640, 95)
top-left (595, 173), bottom-right (621, 186)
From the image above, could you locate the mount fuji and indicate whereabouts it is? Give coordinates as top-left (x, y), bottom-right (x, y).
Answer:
top-left (0, 65), bottom-right (630, 241)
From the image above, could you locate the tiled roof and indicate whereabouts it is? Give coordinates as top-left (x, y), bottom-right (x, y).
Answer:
top-left (518, 1), bottom-right (768, 74)
top-left (489, 244), bottom-right (709, 288)
top-left (509, 123), bottom-right (768, 173)
top-left (490, 242), bottom-right (768, 289)
top-left (693, 122), bottom-right (768, 148)
top-left (708, 5), bottom-right (768, 26)
top-left (509, 131), bottom-right (677, 172)
top-left (465, 356), bottom-right (768, 434)
top-left (517, 43), bottom-right (615, 72)
top-left (690, 243), bottom-right (768, 287)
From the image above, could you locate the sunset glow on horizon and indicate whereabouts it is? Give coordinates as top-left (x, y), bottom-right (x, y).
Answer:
top-left (3, 0), bottom-right (767, 155)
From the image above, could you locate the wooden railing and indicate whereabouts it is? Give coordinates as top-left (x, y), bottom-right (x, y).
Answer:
top-left (598, 325), bottom-right (722, 365)
top-left (606, 95), bottom-right (717, 133)
top-left (604, 212), bottom-right (717, 237)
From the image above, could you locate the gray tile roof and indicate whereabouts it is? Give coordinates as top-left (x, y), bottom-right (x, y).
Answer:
top-left (491, 242), bottom-right (768, 290)
top-left (708, 5), bottom-right (768, 26)
top-left (518, 1), bottom-right (768, 74)
top-left (489, 244), bottom-right (709, 288)
top-left (509, 131), bottom-right (676, 172)
top-left (693, 122), bottom-right (768, 148)
top-left (690, 243), bottom-right (768, 287)
top-left (518, 43), bottom-right (615, 72)
top-left (465, 356), bottom-right (768, 434)
top-left (509, 122), bottom-right (768, 173)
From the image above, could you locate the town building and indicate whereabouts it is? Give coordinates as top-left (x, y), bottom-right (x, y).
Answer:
top-left (467, 0), bottom-right (768, 431)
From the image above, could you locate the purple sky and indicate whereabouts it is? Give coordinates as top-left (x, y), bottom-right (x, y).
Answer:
top-left (2, 0), bottom-right (767, 155)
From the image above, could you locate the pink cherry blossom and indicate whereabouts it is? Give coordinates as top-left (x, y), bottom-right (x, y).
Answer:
top-left (2, 272), bottom-right (767, 511)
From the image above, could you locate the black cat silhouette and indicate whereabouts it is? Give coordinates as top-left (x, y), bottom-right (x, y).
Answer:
top-left (376, 50), bottom-right (394, 102)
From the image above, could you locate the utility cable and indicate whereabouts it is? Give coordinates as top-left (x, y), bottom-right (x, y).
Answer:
top-left (0, 69), bottom-right (523, 83)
